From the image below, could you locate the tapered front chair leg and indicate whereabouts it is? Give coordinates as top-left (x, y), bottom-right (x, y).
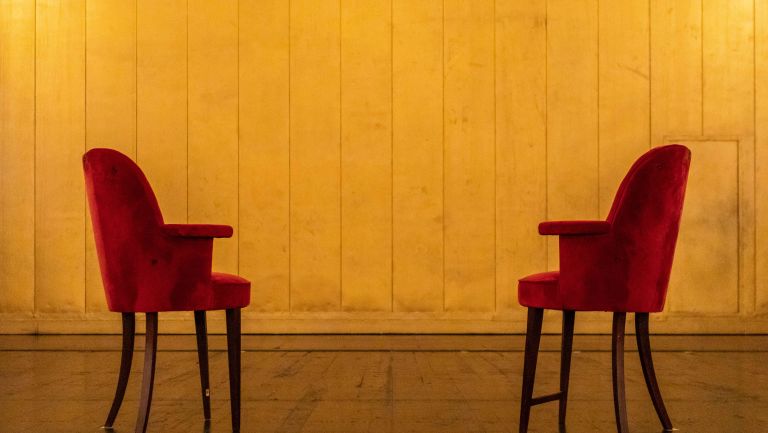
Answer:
top-left (612, 312), bottom-right (629, 433)
top-left (104, 312), bottom-right (135, 429)
top-left (635, 313), bottom-right (674, 431)
top-left (135, 312), bottom-right (158, 433)
top-left (559, 310), bottom-right (575, 430)
top-left (194, 311), bottom-right (211, 420)
top-left (520, 307), bottom-right (544, 433)
top-left (226, 308), bottom-right (242, 433)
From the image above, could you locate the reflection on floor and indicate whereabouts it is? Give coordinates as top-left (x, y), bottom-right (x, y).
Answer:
top-left (0, 334), bottom-right (766, 432)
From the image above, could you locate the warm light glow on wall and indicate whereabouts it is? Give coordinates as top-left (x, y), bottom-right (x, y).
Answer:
top-left (1, 0), bottom-right (767, 334)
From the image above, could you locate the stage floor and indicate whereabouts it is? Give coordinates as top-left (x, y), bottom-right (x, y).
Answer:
top-left (0, 334), bottom-right (766, 432)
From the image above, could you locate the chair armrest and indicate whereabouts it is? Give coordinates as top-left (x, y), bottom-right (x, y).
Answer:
top-left (161, 224), bottom-right (233, 238)
top-left (538, 220), bottom-right (610, 236)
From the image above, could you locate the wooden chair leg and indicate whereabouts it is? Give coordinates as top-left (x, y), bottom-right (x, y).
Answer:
top-left (104, 312), bottom-right (135, 428)
top-left (612, 312), bottom-right (629, 433)
top-left (635, 313), bottom-right (674, 431)
top-left (135, 312), bottom-right (158, 433)
top-left (559, 310), bottom-right (575, 429)
top-left (194, 311), bottom-right (212, 420)
top-left (519, 307), bottom-right (544, 433)
top-left (226, 308), bottom-right (242, 433)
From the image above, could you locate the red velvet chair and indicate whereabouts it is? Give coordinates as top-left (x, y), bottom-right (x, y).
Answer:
top-left (517, 144), bottom-right (691, 433)
top-left (83, 148), bottom-right (250, 433)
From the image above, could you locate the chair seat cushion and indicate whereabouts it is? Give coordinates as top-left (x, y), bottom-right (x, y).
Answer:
top-left (207, 272), bottom-right (251, 310)
top-left (518, 271), bottom-right (562, 310)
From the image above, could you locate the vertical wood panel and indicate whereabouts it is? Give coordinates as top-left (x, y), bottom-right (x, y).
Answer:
top-left (239, 0), bottom-right (290, 312)
top-left (188, 0), bottom-right (239, 274)
top-left (35, 0), bottom-right (86, 313)
top-left (0, 0), bottom-right (35, 313)
top-left (0, 0), bottom-right (765, 333)
top-left (546, 0), bottom-right (599, 268)
top-left (85, 0), bottom-right (136, 151)
top-left (702, 0), bottom-right (755, 315)
top-left (702, 0), bottom-right (754, 136)
top-left (649, 0), bottom-right (702, 313)
top-left (85, 0), bottom-right (137, 312)
top-left (598, 0), bottom-right (650, 216)
top-left (136, 0), bottom-right (187, 224)
top-left (289, 0), bottom-right (341, 311)
top-left (650, 0), bottom-right (702, 146)
top-left (392, 0), bottom-right (443, 312)
top-left (443, 0), bottom-right (495, 312)
top-left (668, 140), bottom-right (739, 313)
top-left (340, 0), bottom-right (392, 311)
top-left (495, 0), bottom-right (546, 311)
top-left (757, 0), bottom-right (768, 312)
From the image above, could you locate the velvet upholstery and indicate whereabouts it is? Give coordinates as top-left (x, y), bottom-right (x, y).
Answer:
top-left (83, 148), bottom-right (250, 312)
top-left (162, 224), bottom-right (233, 238)
top-left (518, 271), bottom-right (561, 310)
top-left (538, 220), bottom-right (611, 236)
top-left (519, 144), bottom-right (691, 313)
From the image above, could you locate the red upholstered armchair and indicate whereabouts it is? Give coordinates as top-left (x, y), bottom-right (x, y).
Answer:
top-left (83, 148), bottom-right (250, 433)
top-left (517, 144), bottom-right (691, 433)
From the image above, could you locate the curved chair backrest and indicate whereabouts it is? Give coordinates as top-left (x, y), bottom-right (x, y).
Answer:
top-left (605, 144), bottom-right (691, 310)
top-left (83, 149), bottom-right (165, 310)
top-left (83, 148), bottom-right (212, 312)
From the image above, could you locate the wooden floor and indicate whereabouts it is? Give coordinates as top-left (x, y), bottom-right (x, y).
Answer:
top-left (1, 334), bottom-right (767, 432)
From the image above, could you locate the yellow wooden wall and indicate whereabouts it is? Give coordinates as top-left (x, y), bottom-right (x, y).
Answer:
top-left (1, 0), bottom-right (767, 334)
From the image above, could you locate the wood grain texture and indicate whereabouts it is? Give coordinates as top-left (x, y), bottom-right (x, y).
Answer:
top-left (667, 140), bottom-right (739, 314)
top-left (85, 0), bottom-right (137, 313)
top-left (443, 0), bottom-right (495, 312)
top-left (6, 336), bottom-right (768, 431)
top-left (649, 0), bottom-right (702, 317)
top-left (650, 0), bottom-right (702, 145)
top-left (546, 0), bottom-right (599, 269)
top-left (495, 0), bottom-right (547, 312)
top-left (392, 0), bottom-right (444, 313)
top-left (35, 0), bottom-right (86, 313)
top-left (239, 0), bottom-right (290, 312)
top-left (188, 0), bottom-right (239, 275)
top-left (0, 0), bottom-right (35, 313)
top-left (598, 0), bottom-right (650, 216)
top-left (340, 0), bottom-right (392, 312)
top-left (136, 0), bottom-right (187, 224)
top-left (702, 0), bottom-right (755, 315)
top-left (289, 0), bottom-right (342, 311)
top-left (187, 0), bottom-right (239, 273)
top-left (0, 1), bottom-right (764, 333)
top-left (757, 0), bottom-right (768, 313)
